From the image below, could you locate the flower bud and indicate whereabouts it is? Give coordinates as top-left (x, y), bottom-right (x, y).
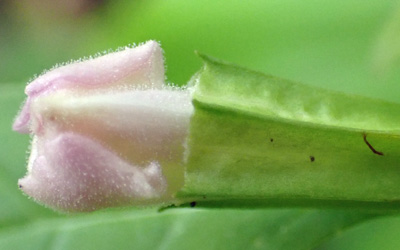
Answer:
top-left (13, 41), bottom-right (193, 212)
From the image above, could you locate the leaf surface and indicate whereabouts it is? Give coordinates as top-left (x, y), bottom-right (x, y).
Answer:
top-left (0, 206), bottom-right (375, 250)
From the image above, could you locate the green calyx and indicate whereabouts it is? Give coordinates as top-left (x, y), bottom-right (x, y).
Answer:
top-left (177, 54), bottom-right (400, 210)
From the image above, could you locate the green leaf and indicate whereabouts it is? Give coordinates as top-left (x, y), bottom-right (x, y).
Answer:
top-left (317, 213), bottom-right (400, 250)
top-left (178, 55), bottom-right (400, 209)
top-left (0, 207), bottom-right (375, 250)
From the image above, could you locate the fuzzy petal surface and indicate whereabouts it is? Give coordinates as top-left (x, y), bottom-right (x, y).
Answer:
top-left (19, 133), bottom-right (166, 212)
top-left (13, 41), bottom-right (164, 133)
top-left (14, 41), bottom-right (193, 212)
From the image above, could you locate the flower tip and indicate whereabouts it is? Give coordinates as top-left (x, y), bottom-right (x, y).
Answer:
top-left (17, 176), bottom-right (37, 199)
top-left (12, 118), bottom-right (29, 133)
top-left (17, 179), bottom-right (24, 190)
top-left (12, 103), bottom-right (31, 134)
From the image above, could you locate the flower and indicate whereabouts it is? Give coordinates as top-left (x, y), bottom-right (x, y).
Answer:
top-left (13, 41), bottom-right (193, 212)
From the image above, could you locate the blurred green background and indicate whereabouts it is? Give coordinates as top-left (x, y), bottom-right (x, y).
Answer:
top-left (2, 0), bottom-right (400, 100)
top-left (3, 0), bottom-right (400, 249)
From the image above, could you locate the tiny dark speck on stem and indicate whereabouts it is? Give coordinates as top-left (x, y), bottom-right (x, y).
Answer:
top-left (270, 138), bottom-right (274, 142)
top-left (310, 156), bottom-right (315, 162)
top-left (190, 201), bottom-right (197, 207)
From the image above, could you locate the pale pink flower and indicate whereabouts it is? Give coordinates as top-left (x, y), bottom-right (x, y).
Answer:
top-left (13, 41), bottom-right (193, 212)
